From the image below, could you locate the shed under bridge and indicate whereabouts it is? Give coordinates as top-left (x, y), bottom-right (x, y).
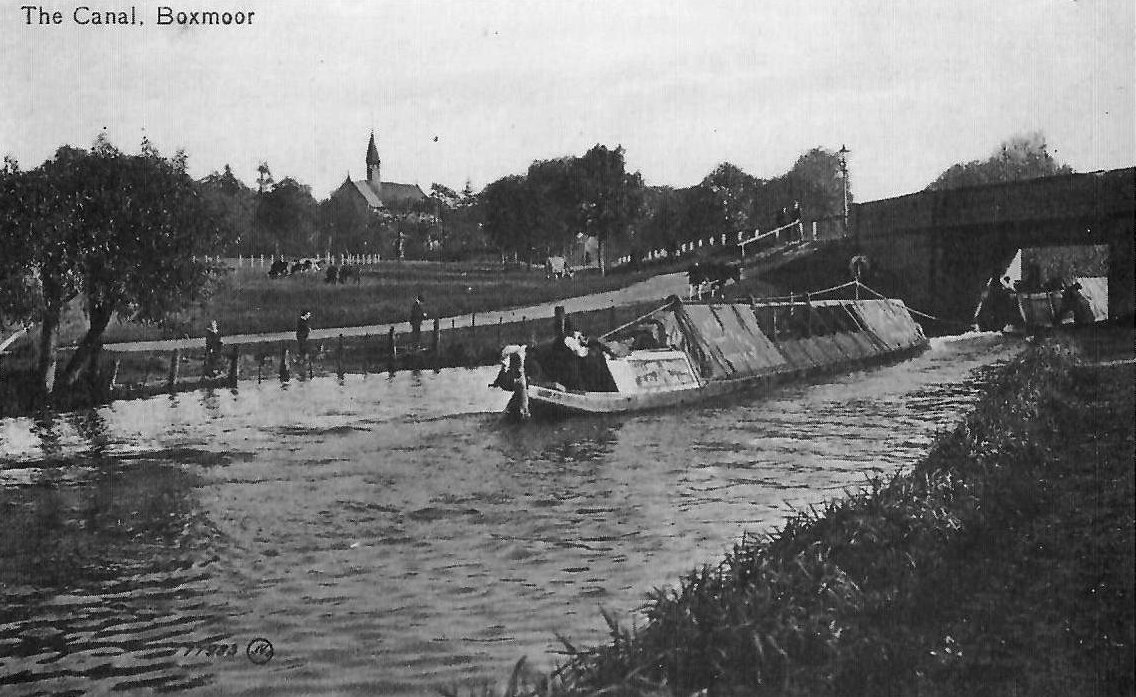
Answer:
top-left (839, 167), bottom-right (1134, 327)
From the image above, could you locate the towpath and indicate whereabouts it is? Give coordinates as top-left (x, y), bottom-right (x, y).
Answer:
top-left (102, 272), bottom-right (691, 353)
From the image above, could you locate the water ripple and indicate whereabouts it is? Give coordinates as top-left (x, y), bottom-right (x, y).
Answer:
top-left (0, 335), bottom-right (1018, 695)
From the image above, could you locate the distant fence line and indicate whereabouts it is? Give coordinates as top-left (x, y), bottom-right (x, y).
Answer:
top-left (611, 218), bottom-right (847, 268)
top-left (190, 253), bottom-right (384, 268)
top-left (190, 221), bottom-right (848, 270)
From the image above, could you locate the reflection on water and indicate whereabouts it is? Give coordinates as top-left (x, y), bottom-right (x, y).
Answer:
top-left (0, 335), bottom-right (1017, 695)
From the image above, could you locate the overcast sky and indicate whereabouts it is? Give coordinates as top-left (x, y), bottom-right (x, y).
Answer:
top-left (2, 0), bottom-right (1132, 201)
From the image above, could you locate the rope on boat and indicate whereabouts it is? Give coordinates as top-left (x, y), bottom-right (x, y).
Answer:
top-left (742, 280), bottom-right (860, 303)
top-left (603, 280), bottom-right (970, 340)
top-left (601, 299), bottom-right (680, 340)
top-left (853, 281), bottom-right (974, 328)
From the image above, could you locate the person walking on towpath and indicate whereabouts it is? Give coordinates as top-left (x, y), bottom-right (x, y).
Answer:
top-left (296, 311), bottom-right (312, 358)
top-left (204, 320), bottom-right (223, 377)
top-left (410, 295), bottom-right (426, 349)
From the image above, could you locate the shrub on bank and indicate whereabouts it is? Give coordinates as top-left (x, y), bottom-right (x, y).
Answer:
top-left (508, 343), bottom-right (1133, 696)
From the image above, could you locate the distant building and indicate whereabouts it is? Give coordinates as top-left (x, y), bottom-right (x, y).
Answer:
top-left (332, 132), bottom-right (427, 211)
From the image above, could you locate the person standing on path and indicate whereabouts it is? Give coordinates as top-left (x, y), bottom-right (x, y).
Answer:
top-left (410, 295), bottom-right (426, 348)
top-left (296, 311), bottom-right (312, 358)
top-left (204, 320), bottom-right (223, 377)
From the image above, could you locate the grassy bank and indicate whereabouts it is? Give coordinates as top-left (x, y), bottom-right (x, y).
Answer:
top-left (499, 341), bottom-right (1133, 696)
top-left (83, 260), bottom-right (671, 344)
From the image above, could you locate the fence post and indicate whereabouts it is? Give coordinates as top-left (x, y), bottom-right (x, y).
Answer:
top-left (805, 293), bottom-right (812, 338)
top-left (227, 349), bottom-right (239, 387)
top-left (336, 334), bottom-right (344, 378)
top-left (554, 306), bottom-right (566, 338)
top-left (167, 348), bottom-right (180, 389)
top-left (496, 316), bottom-right (503, 346)
top-left (431, 318), bottom-right (441, 357)
top-left (387, 326), bottom-right (396, 359)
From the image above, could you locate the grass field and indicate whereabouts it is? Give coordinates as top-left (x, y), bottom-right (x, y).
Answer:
top-left (45, 259), bottom-right (677, 345)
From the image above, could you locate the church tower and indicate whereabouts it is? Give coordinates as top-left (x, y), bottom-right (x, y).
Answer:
top-left (365, 131), bottom-right (381, 189)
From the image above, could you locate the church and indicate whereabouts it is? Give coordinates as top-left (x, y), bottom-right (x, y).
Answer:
top-left (332, 132), bottom-right (427, 211)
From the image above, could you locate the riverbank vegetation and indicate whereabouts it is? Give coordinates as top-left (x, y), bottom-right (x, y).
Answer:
top-left (495, 341), bottom-right (1133, 696)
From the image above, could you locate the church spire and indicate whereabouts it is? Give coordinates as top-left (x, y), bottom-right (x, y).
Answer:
top-left (366, 131), bottom-right (381, 186)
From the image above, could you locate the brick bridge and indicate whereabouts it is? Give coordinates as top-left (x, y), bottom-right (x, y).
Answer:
top-left (773, 168), bottom-right (1134, 327)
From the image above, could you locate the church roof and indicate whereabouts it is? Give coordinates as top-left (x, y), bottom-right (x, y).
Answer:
top-left (347, 179), bottom-right (427, 209)
top-left (378, 181), bottom-right (427, 204)
top-left (350, 180), bottom-right (384, 208)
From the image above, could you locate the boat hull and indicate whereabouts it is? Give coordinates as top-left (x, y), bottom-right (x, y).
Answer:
top-left (525, 339), bottom-right (929, 417)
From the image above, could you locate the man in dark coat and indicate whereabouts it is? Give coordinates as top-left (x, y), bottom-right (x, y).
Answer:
top-left (410, 295), bottom-right (426, 348)
top-left (296, 311), bottom-right (312, 357)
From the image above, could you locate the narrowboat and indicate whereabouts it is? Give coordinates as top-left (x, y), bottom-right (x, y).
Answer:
top-left (491, 291), bottom-right (929, 418)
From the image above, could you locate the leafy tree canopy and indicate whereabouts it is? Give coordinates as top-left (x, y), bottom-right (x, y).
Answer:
top-left (927, 132), bottom-right (1073, 191)
top-left (254, 176), bottom-right (320, 255)
top-left (0, 137), bottom-right (229, 397)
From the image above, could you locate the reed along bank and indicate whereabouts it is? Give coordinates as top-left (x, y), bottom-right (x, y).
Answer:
top-left (525, 340), bottom-right (1134, 696)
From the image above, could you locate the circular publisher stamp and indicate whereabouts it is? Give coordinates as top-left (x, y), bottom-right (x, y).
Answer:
top-left (246, 637), bottom-right (274, 665)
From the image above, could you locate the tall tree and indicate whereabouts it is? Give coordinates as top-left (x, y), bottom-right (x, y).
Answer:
top-left (319, 192), bottom-right (374, 254)
top-left (429, 182), bottom-right (460, 209)
top-left (480, 175), bottom-right (544, 262)
top-left (702, 162), bottom-right (760, 234)
top-left (525, 157), bottom-right (577, 254)
top-left (427, 182), bottom-right (486, 259)
top-left (927, 132), bottom-right (1073, 191)
top-left (255, 161), bottom-right (274, 193)
top-left (0, 156), bottom-right (75, 395)
top-left (199, 164), bottom-right (255, 253)
top-left (568, 144), bottom-right (644, 275)
top-left (0, 140), bottom-right (228, 397)
top-left (639, 186), bottom-right (685, 257)
top-left (254, 177), bottom-right (319, 255)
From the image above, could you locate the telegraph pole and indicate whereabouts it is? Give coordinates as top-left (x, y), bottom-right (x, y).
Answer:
top-left (838, 144), bottom-right (851, 236)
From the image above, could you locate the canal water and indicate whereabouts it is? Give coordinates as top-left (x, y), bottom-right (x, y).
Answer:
top-left (0, 333), bottom-right (1017, 695)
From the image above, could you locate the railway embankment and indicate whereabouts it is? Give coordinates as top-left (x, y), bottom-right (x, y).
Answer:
top-left (512, 337), bottom-right (1133, 696)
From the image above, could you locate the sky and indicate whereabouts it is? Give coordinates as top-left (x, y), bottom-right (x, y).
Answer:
top-left (2, 0), bottom-right (1133, 202)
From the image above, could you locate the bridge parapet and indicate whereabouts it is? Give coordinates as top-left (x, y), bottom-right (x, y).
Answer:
top-left (854, 167), bottom-right (1135, 237)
